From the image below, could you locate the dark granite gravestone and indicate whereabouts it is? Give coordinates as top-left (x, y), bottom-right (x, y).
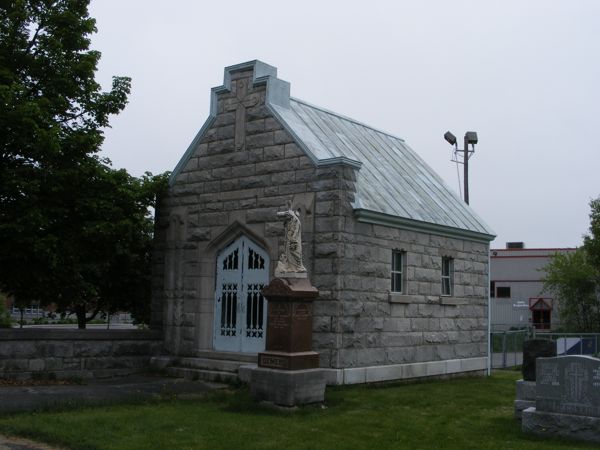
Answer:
top-left (522, 355), bottom-right (600, 443)
top-left (522, 339), bottom-right (556, 381)
top-left (249, 276), bottom-right (326, 406)
top-left (515, 339), bottom-right (558, 419)
top-left (258, 277), bottom-right (319, 371)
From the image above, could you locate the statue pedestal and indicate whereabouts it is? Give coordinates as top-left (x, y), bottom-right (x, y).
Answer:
top-left (249, 276), bottom-right (326, 406)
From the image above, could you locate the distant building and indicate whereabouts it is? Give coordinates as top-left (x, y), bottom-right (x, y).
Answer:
top-left (490, 242), bottom-right (576, 331)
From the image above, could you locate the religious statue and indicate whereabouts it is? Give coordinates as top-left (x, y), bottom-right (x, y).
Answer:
top-left (275, 201), bottom-right (306, 274)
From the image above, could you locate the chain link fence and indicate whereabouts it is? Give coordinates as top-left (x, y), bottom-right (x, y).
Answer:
top-left (531, 331), bottom-right (600, 356)
top-left (490, 328), bottom-right (600, 369)
top-left (490, 328), bottom-right (531, 369)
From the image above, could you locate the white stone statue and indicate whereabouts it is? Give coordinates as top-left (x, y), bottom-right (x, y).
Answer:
top-left (275, 201), bottom-right (306, 276)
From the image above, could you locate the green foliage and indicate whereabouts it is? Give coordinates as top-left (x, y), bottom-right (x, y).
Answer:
top-left (0, 372), bottom-right (595, 449)
top-left (72, 166), bottom-right (169, 325)
top-left (0, 293), bottom-right (11, 328)
top-left (584, 197), bottom-right (600, 270)
top-left (543, 197), bottom-right (600, 333)
top-left (543, 249), bottom-right (599, 332)
top-left (0, 1), bottom-right (166, 328)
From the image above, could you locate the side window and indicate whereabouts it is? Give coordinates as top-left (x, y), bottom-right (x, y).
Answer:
top-left (490, 280), bottom-right (496, 298)
top-left (496, 286), bottom-right (511, 298)
top-left (391, 250), bottom-right (406, 294)
top-left (441, 257), bottom-right (454, 296)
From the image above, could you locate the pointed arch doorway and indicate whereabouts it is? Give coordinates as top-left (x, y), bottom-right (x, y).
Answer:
top-left (213, 235), bottom-right (270, 353)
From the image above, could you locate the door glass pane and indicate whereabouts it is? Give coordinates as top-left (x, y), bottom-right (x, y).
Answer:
top-left (220, 283), bottom-right (237, 336)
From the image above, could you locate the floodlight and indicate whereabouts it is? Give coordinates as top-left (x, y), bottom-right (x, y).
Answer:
top-left (444, 131), bottom-right (457, 146)
top-left (465, 131), bottom-right (478, 145)
top-left (444, 129), bottom-right (479, 205)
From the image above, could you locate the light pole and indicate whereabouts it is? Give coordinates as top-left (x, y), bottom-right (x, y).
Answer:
top-left (444, 131), bottom-right (478, 205)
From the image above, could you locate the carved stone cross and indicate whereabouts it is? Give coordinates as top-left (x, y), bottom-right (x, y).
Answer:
top-left (566, 362), bottom-right (588, 403)
top-left (225, 78), bottom-right (260, 151)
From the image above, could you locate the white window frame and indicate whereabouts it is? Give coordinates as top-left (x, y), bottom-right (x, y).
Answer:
top-left (391, 250), bottom-right (406, 294)
top-left (441, 257), bottom-right (454, 296)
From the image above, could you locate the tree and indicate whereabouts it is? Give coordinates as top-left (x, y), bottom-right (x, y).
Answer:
top-left (543, 248), bottom-right (600, 332)
top-left (584, 197), bottom-right (600, 270)
top-left (0, 1), bottom-right (166, 328)
top-left (50, 162), bottom-right (168, 328)
top-left (542, 197), bottom-right (600, 332)
top-left (94, 171), bottom-right (170, 326)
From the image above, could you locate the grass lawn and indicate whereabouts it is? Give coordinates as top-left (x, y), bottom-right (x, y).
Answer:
top-left (0, 370), bottom-right (595, 450)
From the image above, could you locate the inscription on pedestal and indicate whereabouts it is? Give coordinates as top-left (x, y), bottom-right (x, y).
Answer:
top-left (259, 355), bottom-right (289, 369)
top-left (538, 363), bottom-right (559, 388)
top-left (594, 367), bottom-right (600, 388)
top-left (258, 351), bottom-right (319, 370)
top-left (293, 303), bottom-right (311, 320)
top-left (271, 303), bottom-right (291, 330)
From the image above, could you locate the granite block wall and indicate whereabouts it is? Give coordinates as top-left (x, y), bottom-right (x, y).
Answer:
top-left (312, 215), bottom-right (489, 369)
top-left (0, 329), bottom-right (163, 380)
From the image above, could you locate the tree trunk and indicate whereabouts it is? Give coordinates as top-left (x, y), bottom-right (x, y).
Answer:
top-left (75, 304), bottom-right (87, 329)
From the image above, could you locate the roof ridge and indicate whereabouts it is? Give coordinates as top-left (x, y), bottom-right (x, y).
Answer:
top-left (289, 97), bottom-right (406, 143)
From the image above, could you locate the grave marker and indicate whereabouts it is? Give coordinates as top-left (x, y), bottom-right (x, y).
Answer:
top-left (522, 355), bottom-right (600, 443)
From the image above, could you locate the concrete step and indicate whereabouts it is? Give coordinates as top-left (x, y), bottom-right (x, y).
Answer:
top-left (153, 352), bottom-right (258, 385)
top-left (195, 350), bottom-right (258, 364)
top-left (166, 366), bottom-right (239, 384)
top-left (174, 357), bottom-right (247, 373)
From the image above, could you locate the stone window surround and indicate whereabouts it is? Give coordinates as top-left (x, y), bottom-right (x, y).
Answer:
top-left (387, 250), bottom-right (466, 305)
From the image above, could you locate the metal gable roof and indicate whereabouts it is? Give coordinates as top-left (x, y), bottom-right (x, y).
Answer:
top-left (171, 60), bottom-right (495, 242)
top-left (269, 97), bottom-right (495, 241)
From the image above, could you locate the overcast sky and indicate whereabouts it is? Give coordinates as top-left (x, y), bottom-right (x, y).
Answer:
top-left (88, 0), bottom-right (599, 249)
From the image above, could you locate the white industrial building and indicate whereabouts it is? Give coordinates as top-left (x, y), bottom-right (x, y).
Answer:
top-left (490, 243), bottom-right (576, 331)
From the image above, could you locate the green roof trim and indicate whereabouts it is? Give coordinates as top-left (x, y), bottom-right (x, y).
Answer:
top-left (354, 208), bottom-right (496, 243)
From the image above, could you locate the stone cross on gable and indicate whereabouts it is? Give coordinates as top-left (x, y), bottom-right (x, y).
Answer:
top-left (226, 78), bottom-right (260, 151)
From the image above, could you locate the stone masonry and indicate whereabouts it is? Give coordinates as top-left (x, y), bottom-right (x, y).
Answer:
top-left (0, 329), bottom-right (162, 380)
top-left (152, 62), bottom-right (490, 380)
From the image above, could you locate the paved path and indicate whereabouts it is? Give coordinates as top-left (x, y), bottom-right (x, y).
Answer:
top-left (0, 375), bottom-right (225, 449)
top-left (0, 375), bottom-right (225, 414)
top-left (0, 435), bottom-right (62, 450)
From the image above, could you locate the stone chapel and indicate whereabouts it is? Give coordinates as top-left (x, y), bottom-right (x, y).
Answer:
top-left (151, 60), bottom-right (496, 384)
